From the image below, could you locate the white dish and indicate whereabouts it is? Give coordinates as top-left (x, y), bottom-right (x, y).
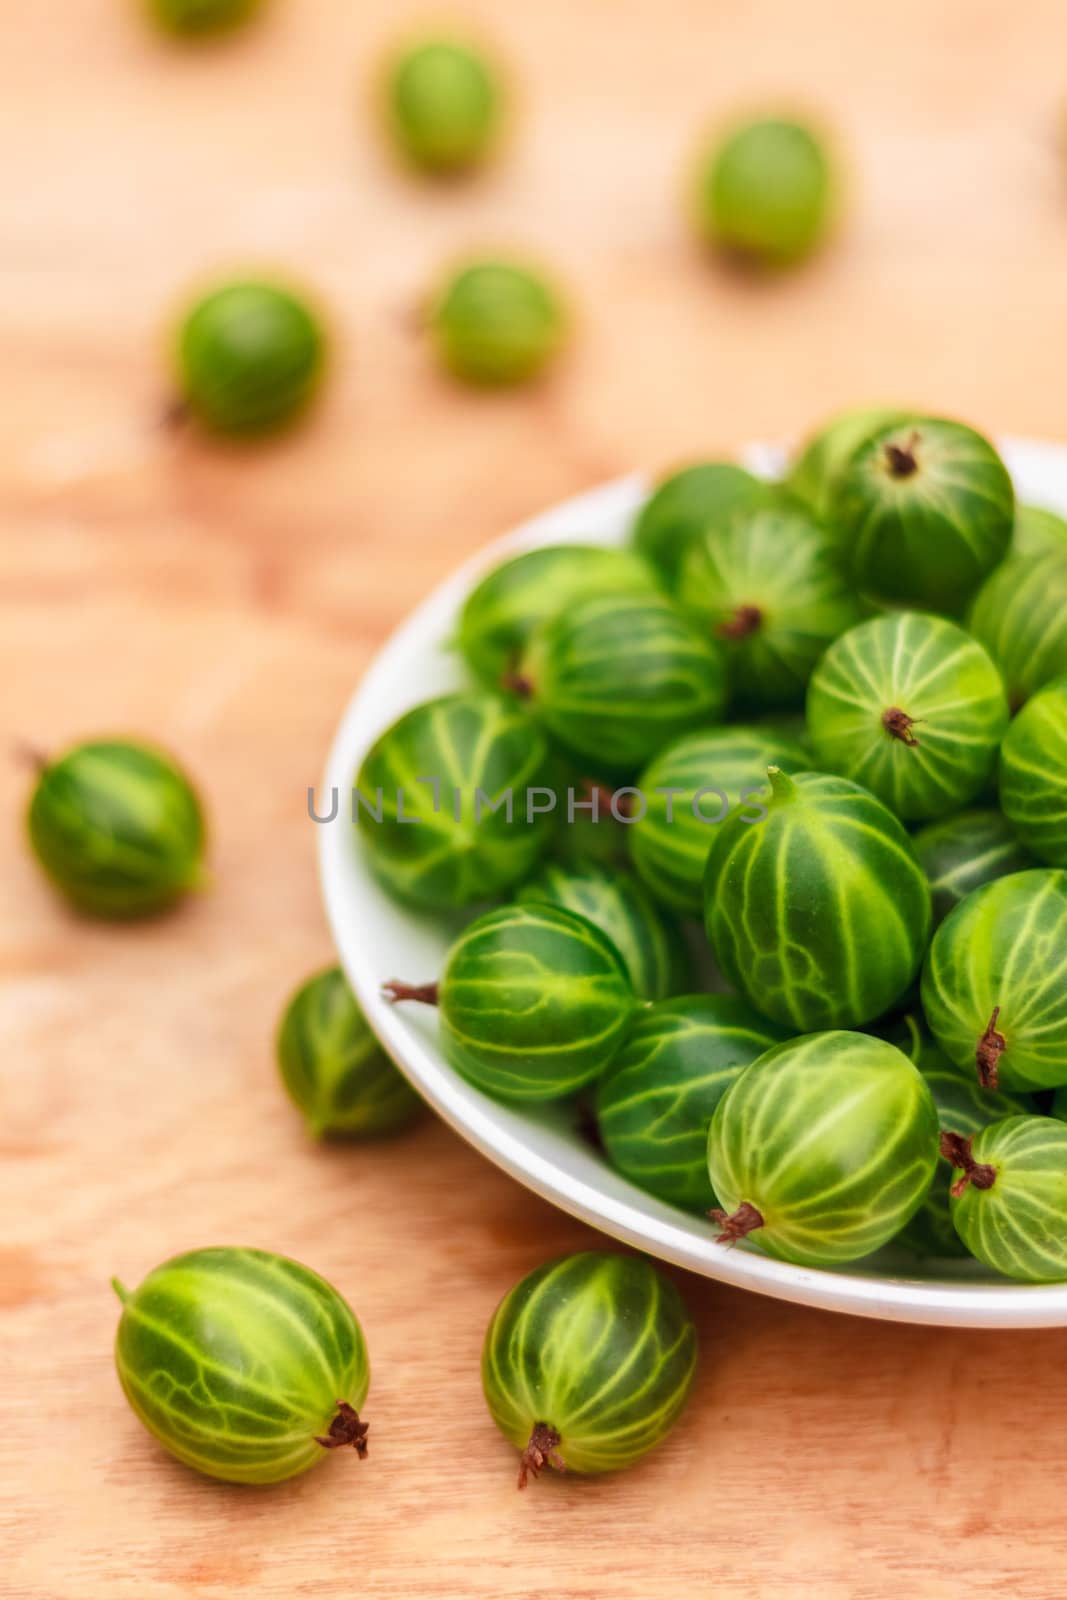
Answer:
top-left (320, 436), bottom-right (1067, 1328)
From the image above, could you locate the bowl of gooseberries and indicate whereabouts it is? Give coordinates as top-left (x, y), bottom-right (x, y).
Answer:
top-left (320, 412), bottom-right (1067, 1328)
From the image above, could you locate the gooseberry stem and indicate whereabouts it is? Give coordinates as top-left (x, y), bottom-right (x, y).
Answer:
top-left (976, 1006), bottom-right (1006, 1090)
top-left (939, 1131), bottom-right (998, 1199)
top-left (709, 1201), bottom-right (765, 1244)
top-left (716, 603), bottom-right (763, 640)
top-left (884, 431), bottom-right (921, 478)
top-left (500, 669), bottom-right (534, 699)
top-left (111, 1277), bottom-right (131, 1304)
top-left (766, 766), bottom-right (797, 805)
top-left (882, 707), bottom-right (920, 746)
top-left (382, 980), bottom-right (440, 1006)
top-left (313, 1401), bottom-right (369, 1458)
top-left (517, 1422), bottom-right (565, 1490)
top-left (161, 395), bottom-right (191, 431)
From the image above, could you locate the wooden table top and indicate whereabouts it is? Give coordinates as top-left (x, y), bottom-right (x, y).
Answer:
top-left (4, 2), bottom-right (1067, 1595)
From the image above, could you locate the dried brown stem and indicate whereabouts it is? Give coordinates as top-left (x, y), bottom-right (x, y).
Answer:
top-left (885, 431), bottom-right (921, 478)
top-left (382, 980), bottom-right (439, 1007)
top-left (709, 1201), bottom-right (765, 1245)
top-left (939, 1131), bottom-right (997, 1199)
top-left (882, 706), bottom-right (921, 746)
top-left (976, 1006), bottom-right (1007, 1090)
top-left (716, 603), bottom-right (763, 640)
top-left (517, 1423), bottom-right (565, 1490)
top-left (314, 1401), bottom-right (369, 1458)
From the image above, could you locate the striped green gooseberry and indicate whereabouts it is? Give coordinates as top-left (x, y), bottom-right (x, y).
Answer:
top-left (517, 860), bottom-right (691, 1002)
top-left (879, 1015), bottom-right (1032, 1259)
top-left (482, 1251), bottom-right (697, 1486)
top-left (1013, 504), bottom-right (1067, 559)
top-left (384, 37), bottom-right (503, 174)
top-left (627, 723), bottom-right (809, 914)
top-left (276, 966), bottom-right (422, 1138)
top-left (921, 869), bottom-right (1067, 1092)
top-left (998, 676), bottom-right (1067, 867)
top-left (707, 1031), bottom-right (940, 1266)
top-left (940, 1117), bottom-right (1067, 1282)
top-left (457, 543), bottom-right (655, 687)
top-left (830, 417), bottom-right (1014, 615)
top-left (146, 0), bottom-right (263, 36)
top-left (704, 767), bottom-right (931, 1031)
top-left (27, 737), bottom-right (206, 919)
top-left (354, 691), bottom-right (554, 910)
top-left (806, 612), bottom-right (1009, 823)
top-left (631, 462), bottom-right (775, 591)
top-left (912, 808), bottom-right (1034, 927)
top-left (384, 902), bottom-right (636, 1101)
top-left (786, 404), bottom-right (911, 523)
top-left (427, 259), bottom-right (568, 387)
top-left (513, 592), bottom-right (726, 771)
top-left (968, 549), bottom-right (1067, 709)
top-left (692, 115), bottom-right (836, 269)
top-left (112, 1247), bottom-right (369, 1483)
top-left (175, 279), bottom-right (326, 438)
top-left (596, 995), bottom-right (790, 1211)
top-left (677, 503), bottom-right (863, 711)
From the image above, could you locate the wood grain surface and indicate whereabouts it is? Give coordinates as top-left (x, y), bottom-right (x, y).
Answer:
top-left (4, 2), bottom-right (1067, 1596)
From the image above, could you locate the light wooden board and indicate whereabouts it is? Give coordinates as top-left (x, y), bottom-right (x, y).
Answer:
top-left (4, 2), bottom-right (1067, 1595)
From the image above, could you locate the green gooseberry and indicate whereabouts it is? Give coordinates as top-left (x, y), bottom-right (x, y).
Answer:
top-left (806, 612), bottom-right (1009, 823)
top-left (175, 279), bottom-right (326, 438)
top-left (998, 676), bottom-right (1067, 867)
top-left (384, 903), bottom-right (635, 1102)
top-left (515, 592), bottom-right (726, 771)
top-left (517, 860), bottom-right (691, 1002)
top-left (427, 259), bottom-right (568, 387)
top-left (704, 767), bottom-right (931, 1031)
top-left (631, 462), bottom-right (775, 590)
top-left (457, 543), bottom-right (655, 687)
top-left (967, 548), bottom-right (1067, 708)
top-left (677, 503), bottom-right (863, 711)
top-left (627, 723), bottom-right (809, 914)
top-left (940, 1117), bottom-right (1067, 1282)
top-left (145, 0), bottom-right (263, 37)
top-left (707, 1031), bottom-right (939, 1266)
top-left (596, 995), bottom-right (790, 1211)
top-left (912, 808), bottom-right (1034, 927)
top-left (921, 869), bottom-right (1067, 1092)
top-left (112, 1247), bottom-right (370, 1483)
top-left (27, 737), bottom-right (206, 919)
top-left (830, 417), bottom-right (1015, 615)
top-left (693, 116), bottom-right (836, 269)
top-left (482, 1251), bottom-right (697, 1486)
top-left (1013, 504), bottom-right (1067, 559)
top-left (276, 966), bottom-right (422, 1138)
top-left (880, 1014), bottom-right (1033, 1258)
top-left (354, 691), bottom-right (554, 910)
top-left (384, 37), bottom-right (502, 174)
top-left (786, 404), bottom-right (911, 523)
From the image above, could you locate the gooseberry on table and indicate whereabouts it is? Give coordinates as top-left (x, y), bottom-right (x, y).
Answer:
top-left (920, 869), bottom-right (1067, 1092)
top-left (998, 676), bottom-right (1067, 867)
top-left (426, 259), bottom-right (568, 387)
top-left (383, 37), bottom-right (502, 175)
top-left (706, 1031), bottom-right (939, 1267)
top-left (967, 548), bottom-right (1067, 708)
top-left (940, 1117), bottom-right (1067, 1282)
top-left (631, 461), bottom-right (775, 590)
top-left (481, 1251), bottom-right (697, 1486)
top-left (912, 808), bottom-right (1034, 926)
top-left (704, 767), bottom-right (932, 1031)
top-left (517, 860), bottom-right (691, 1002)
top-left (806, 612), bottom-right (1009, 823)
top-left (354, 691), bottom-right (554, 910)
top-left (596, 995), bottom-right (790, 1211)
top-left (276, 966), bottom-right (422, 1138)
top-left (676, 503), bottom-right (864, 711)
top-left (175, 279), bottom-right (326, 438)
top-left (384, 902), bottom-right (636, 1101)
top-left (27, 737), bottom-right (206, 919)
top-left (112, 1247), bottom-right (370, 1483)
top-left (692, 115), bottom-right (836, 269)
top-left (830, 417), bottom-right (1015, 614)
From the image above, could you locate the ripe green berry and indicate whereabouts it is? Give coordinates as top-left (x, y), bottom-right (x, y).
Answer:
top-left (176, 280), bottom-right (326, 437)
top-left (427, 259), bottom-right (567, 386)
top-left (912, 809), bottom-right (1034, 927)
top-left (632, 462), bottom-right (775, 590)
top-left (787, 405), bottom-right (911, 523)
top-left (276, 967), bottom-right (422, 1138)
top-left (940, 1117), bottom-right (1067, 1282)
top-left (1013, 504), bottom-right (1067, 559)
top-left (694, 116), bottom-right (836, 268)
top-left (27, 738), bottom-right (206, 919)
top-left (146, 0), bottom-right (263, 37)
top-left (998, 676), bottom-right (1067, 867)
top-left (385, 38), bottom-right (502, 174)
